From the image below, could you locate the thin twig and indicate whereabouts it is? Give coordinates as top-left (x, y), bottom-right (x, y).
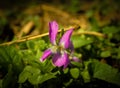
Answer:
top-left (0, 26), bottom-right (74, 46)
top-left (73, 31), bottom-right (105, 37)
top-left (0, 26), bottom-right (105, 46)
top-left (0, 32), bottom-right (49, 46)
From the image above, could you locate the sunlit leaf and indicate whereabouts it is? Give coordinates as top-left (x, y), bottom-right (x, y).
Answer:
top-left (64, 68), bottom-right (69, 74)
top-left (100, 50), bottom-right (111, 57)
top-left (18, 65), bottom-right (41, 84)
top-left (26, 40), bottom-right (35, 50)
top-left (71, 35), bottom-right (93, 48)
top-left (70, 68), bottom-right (79, 79)
top-left (71, 61), bottom-right (83, 68)
top-left (18, 71), bottom-right (31, 83)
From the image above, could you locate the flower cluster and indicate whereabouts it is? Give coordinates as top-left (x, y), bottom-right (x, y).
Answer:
top-left (40, 21), bottom-right (79, 69)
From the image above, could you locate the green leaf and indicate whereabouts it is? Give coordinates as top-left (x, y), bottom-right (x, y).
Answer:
top-left (81, 70), bottom-right (90, 83)
top-left (18, 65), bottom-right (56, 85)
top-left (28, 73), bottom-right (41, 85)
top-left (71, 61), bottom-right (83, 68)
top-left (19, 65), bottom-right (55, 85)
top-left (35, 72), bottom-right (57, 84)
top-left (102, 26), bottom-right (120, 34)
top-left (18, 71), bottom-right (31, 83)
top-left (81, 60), bottom-right (91, 82)
top-left (41, 60), bottom-right (55, 72)
top-left (0, 46), bottom-right (11, 63)
top-left (26, 39), bottom-right (47, 51)
top-left (100, 50), bottom-right (111, 57)
top-left (28, 72), bottom-right (57, 85)
top-left (37, 39), bottom-right (47, 50)
top-left (71, 35), bottom-right (93, 48)
top-left (64, 68), bottom-right (69, 74)
top-left (92, 60), bottom-right (120, 86)
top-left (26, 40), bottom-right (35, 50)
top-left (70, 68), bottom-right (79, 79)
top-left (18, 65), bottom-right (41, 84)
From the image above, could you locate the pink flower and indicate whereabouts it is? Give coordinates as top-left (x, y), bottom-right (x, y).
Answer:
top-left (40, 21), bottom-right (79, 69)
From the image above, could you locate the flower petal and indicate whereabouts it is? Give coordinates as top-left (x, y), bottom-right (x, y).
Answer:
top-left (69, 41), bottom-right (74, 53)
top-left (59, 28), bottom-right (73, 49)
top-left (71, 57), bottom-right (80, 62)
top-left (40, 49), bottom-right (52, 62)
top-left (52, 52), bottom-right (70, 68)
top-left (49, 21), bottom-right (59, 45)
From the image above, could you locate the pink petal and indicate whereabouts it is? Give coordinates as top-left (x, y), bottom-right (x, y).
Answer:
top-left (40, 49), bottom-right (52, 62)
top-left (59, 28), bottom-right (73, 49)
top-left (52, 52), bottom-right (70, 69)
top-left (71, 57), bottom-right (80, 62)
top-left (49, 21), bottom-right (59, 45)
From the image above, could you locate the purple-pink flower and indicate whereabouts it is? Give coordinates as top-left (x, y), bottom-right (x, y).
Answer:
top-left (40, 21), bottom-right (79, 69)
